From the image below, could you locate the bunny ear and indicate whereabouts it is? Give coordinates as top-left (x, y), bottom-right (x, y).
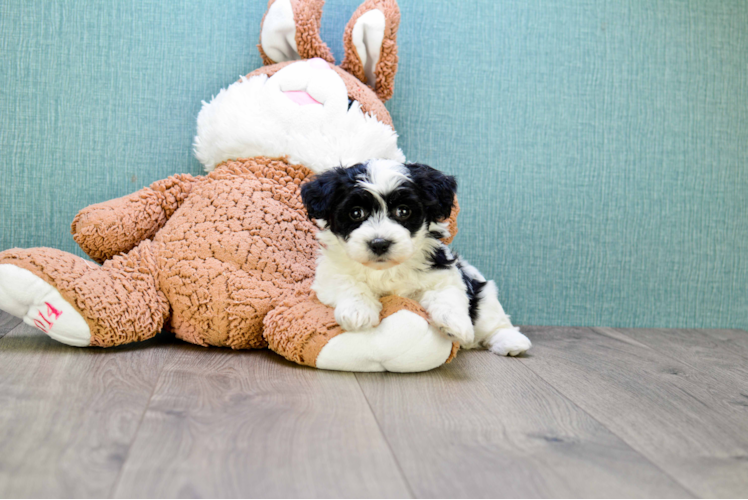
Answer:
top-left (258, 0), bottom-right (335, 65)
top-left (340, 0), bottom-right (400, 102)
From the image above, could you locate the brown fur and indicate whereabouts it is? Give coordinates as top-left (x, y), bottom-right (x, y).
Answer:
top-left (291, 0), bottom-right (335, 62)
top-left (257, 0), bottom-right (335, 65)
top-left (340, 0), bottom-right (400, 101)
top-left (71, 174), bottom-right (200, 264)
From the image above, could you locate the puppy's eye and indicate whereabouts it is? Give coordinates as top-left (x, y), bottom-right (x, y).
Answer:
top-left (349, 207), bottom-right (367, 221)
top-left (394, 205), bottom-right (411, 220)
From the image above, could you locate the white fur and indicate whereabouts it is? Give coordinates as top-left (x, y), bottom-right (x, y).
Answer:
top-left (357, 159), bottom-right (409, 207)
top-left (193, 59), bottom-right (405, 173)
top-left (461, 278), bottom-right (532, 354)
top-left (316, 224), bottom-right (441, 299)
top-left (340, 213), bottom-right (417, 269)
top-left (315, 239), bottom-right (532, 354)
top-left (314, 228), bottom-right (475, 344)
top-left (420, 284), bottom-right (474, 345)
top-left (486, 327), bottom-right (533, 356)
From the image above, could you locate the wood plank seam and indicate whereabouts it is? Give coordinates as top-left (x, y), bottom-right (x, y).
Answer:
top-left (106, 355), bottom-right (169, 499)
top-left (354, 375), bottom-right (416, 499)
top-left (0, 323), bottom-right (173, 497)
top-left (513, 348), bottom-right (701, 498)
top-left (696, 328), bottom-right (748, 363)
top-left (593, 327), bottom-right (748, 405)
top-left (356, 349), bottom-right (696, 498)
top-left (0, 310), bottom-right (22, 341)
top-left (111, 349), bottom-right (413, 498)
top-left (594, 327), bottom-right (712, 381)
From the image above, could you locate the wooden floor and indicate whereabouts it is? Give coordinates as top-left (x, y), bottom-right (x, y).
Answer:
top-left (0, 310), bottom-right (746, 498)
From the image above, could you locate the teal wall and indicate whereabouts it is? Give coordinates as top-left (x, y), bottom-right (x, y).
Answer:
top-left (1, 1), bottom-right (746, 329)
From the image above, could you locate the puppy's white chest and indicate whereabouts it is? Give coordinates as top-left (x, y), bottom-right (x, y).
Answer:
top-left (364, 271), bottom-right (425, 301)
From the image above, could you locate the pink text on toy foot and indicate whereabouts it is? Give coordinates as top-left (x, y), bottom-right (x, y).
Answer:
top-left (33, 302), bottom-right (63, 334)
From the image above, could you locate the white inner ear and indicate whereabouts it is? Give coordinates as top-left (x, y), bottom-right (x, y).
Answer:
top-left (351, 9), bottom-right (386, 87)
top-left (260, 0), bottom-right (301, 63)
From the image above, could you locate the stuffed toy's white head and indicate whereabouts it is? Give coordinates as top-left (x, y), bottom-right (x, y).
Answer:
top-left (193, 0), bottom-right (405, 174)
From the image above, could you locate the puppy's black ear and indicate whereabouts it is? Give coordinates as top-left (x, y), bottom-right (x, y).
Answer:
top-left (405, 163), bottom-right (457, 221)
top-left (300, 169), bottom-right (344, 221)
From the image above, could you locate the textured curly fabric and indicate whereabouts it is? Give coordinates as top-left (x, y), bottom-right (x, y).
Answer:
top-left (0, 244), bottom-right (169, 347)
top-left (330, 65), bottom-right (394, 128)
top-left (443, 198), bottom-right (459, 246)
top-left (291, 0), bottom-right (335, 63)
top-left (340, 0), bottom-right (400, 101)
top-left (71, 174), bottom-right (201, 263)
top-left (257, 0), bottom-right (280, 66)
top-left (0, 0), bottom-right (465, 370)
top-left (154, 157), bottom-right (318, 349)
top-left (1, 157), bottom-right (318, 349)
top-left (257, 0), bottom-right (335, 65)
top-left (263, 286), bottom-right (340, 366)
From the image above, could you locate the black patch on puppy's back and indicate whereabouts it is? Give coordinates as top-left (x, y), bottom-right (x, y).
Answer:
top-left (457, 262), bottom-right (486, 323)
top-left (428, 246), bottom-right (457, 270)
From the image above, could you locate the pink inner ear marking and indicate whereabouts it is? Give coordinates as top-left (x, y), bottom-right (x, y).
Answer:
top-left (284, 91), bottom-right (322, 106)
top-left (308, 57), bottom-right (331, 70)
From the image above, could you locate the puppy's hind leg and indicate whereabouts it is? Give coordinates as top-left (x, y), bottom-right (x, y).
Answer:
top-left (458, 261), bottom-right (531, 356)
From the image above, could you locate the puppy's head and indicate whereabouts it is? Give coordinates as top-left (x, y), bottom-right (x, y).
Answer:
top-left (301, 160), bottom-right (457, 270)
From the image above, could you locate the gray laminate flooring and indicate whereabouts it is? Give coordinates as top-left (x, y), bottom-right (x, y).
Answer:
top-left (0, 310), bottom-right (746, 498)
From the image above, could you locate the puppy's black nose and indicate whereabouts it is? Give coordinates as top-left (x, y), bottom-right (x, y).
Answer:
top-left (368, 238), bottom-right (393, 256)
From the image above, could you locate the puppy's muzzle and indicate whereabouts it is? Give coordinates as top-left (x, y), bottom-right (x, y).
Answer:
top-left (368, 238), bottom-right (393, 256)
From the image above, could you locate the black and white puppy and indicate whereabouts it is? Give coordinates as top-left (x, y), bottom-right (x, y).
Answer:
top-left (300, 159), bottom-right (531, 356)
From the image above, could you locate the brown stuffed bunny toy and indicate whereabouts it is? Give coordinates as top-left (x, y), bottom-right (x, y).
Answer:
top-left (0, 0), bottom-right (529, 371)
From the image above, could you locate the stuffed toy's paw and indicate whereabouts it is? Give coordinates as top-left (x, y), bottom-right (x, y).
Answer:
top-left (264, 294), bottom-right (457, 372)
top-left (0, 264), bottom-right (91, 346)
top-left (316, 310), bottom-right (454, 372)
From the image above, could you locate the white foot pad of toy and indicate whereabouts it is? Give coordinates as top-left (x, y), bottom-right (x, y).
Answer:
top-left (0, 264), bottom-right (91, 346)
top-left (486, 327), bottom-right (532, 356)
top-left (316, 310), bottom-right (454, 372)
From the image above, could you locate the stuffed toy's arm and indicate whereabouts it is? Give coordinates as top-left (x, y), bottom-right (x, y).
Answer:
top-left (264, 292), bottom-right (458, 372)
top-left (71, 174), bottom-right (203, 263)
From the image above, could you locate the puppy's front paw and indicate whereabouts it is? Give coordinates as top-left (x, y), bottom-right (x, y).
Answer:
top-left (335, 300), bottom-right (381, 332)
top-left (430, 311), bottom-right (474, 345)
top-left (487, 327), bottom-right (532, 356)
